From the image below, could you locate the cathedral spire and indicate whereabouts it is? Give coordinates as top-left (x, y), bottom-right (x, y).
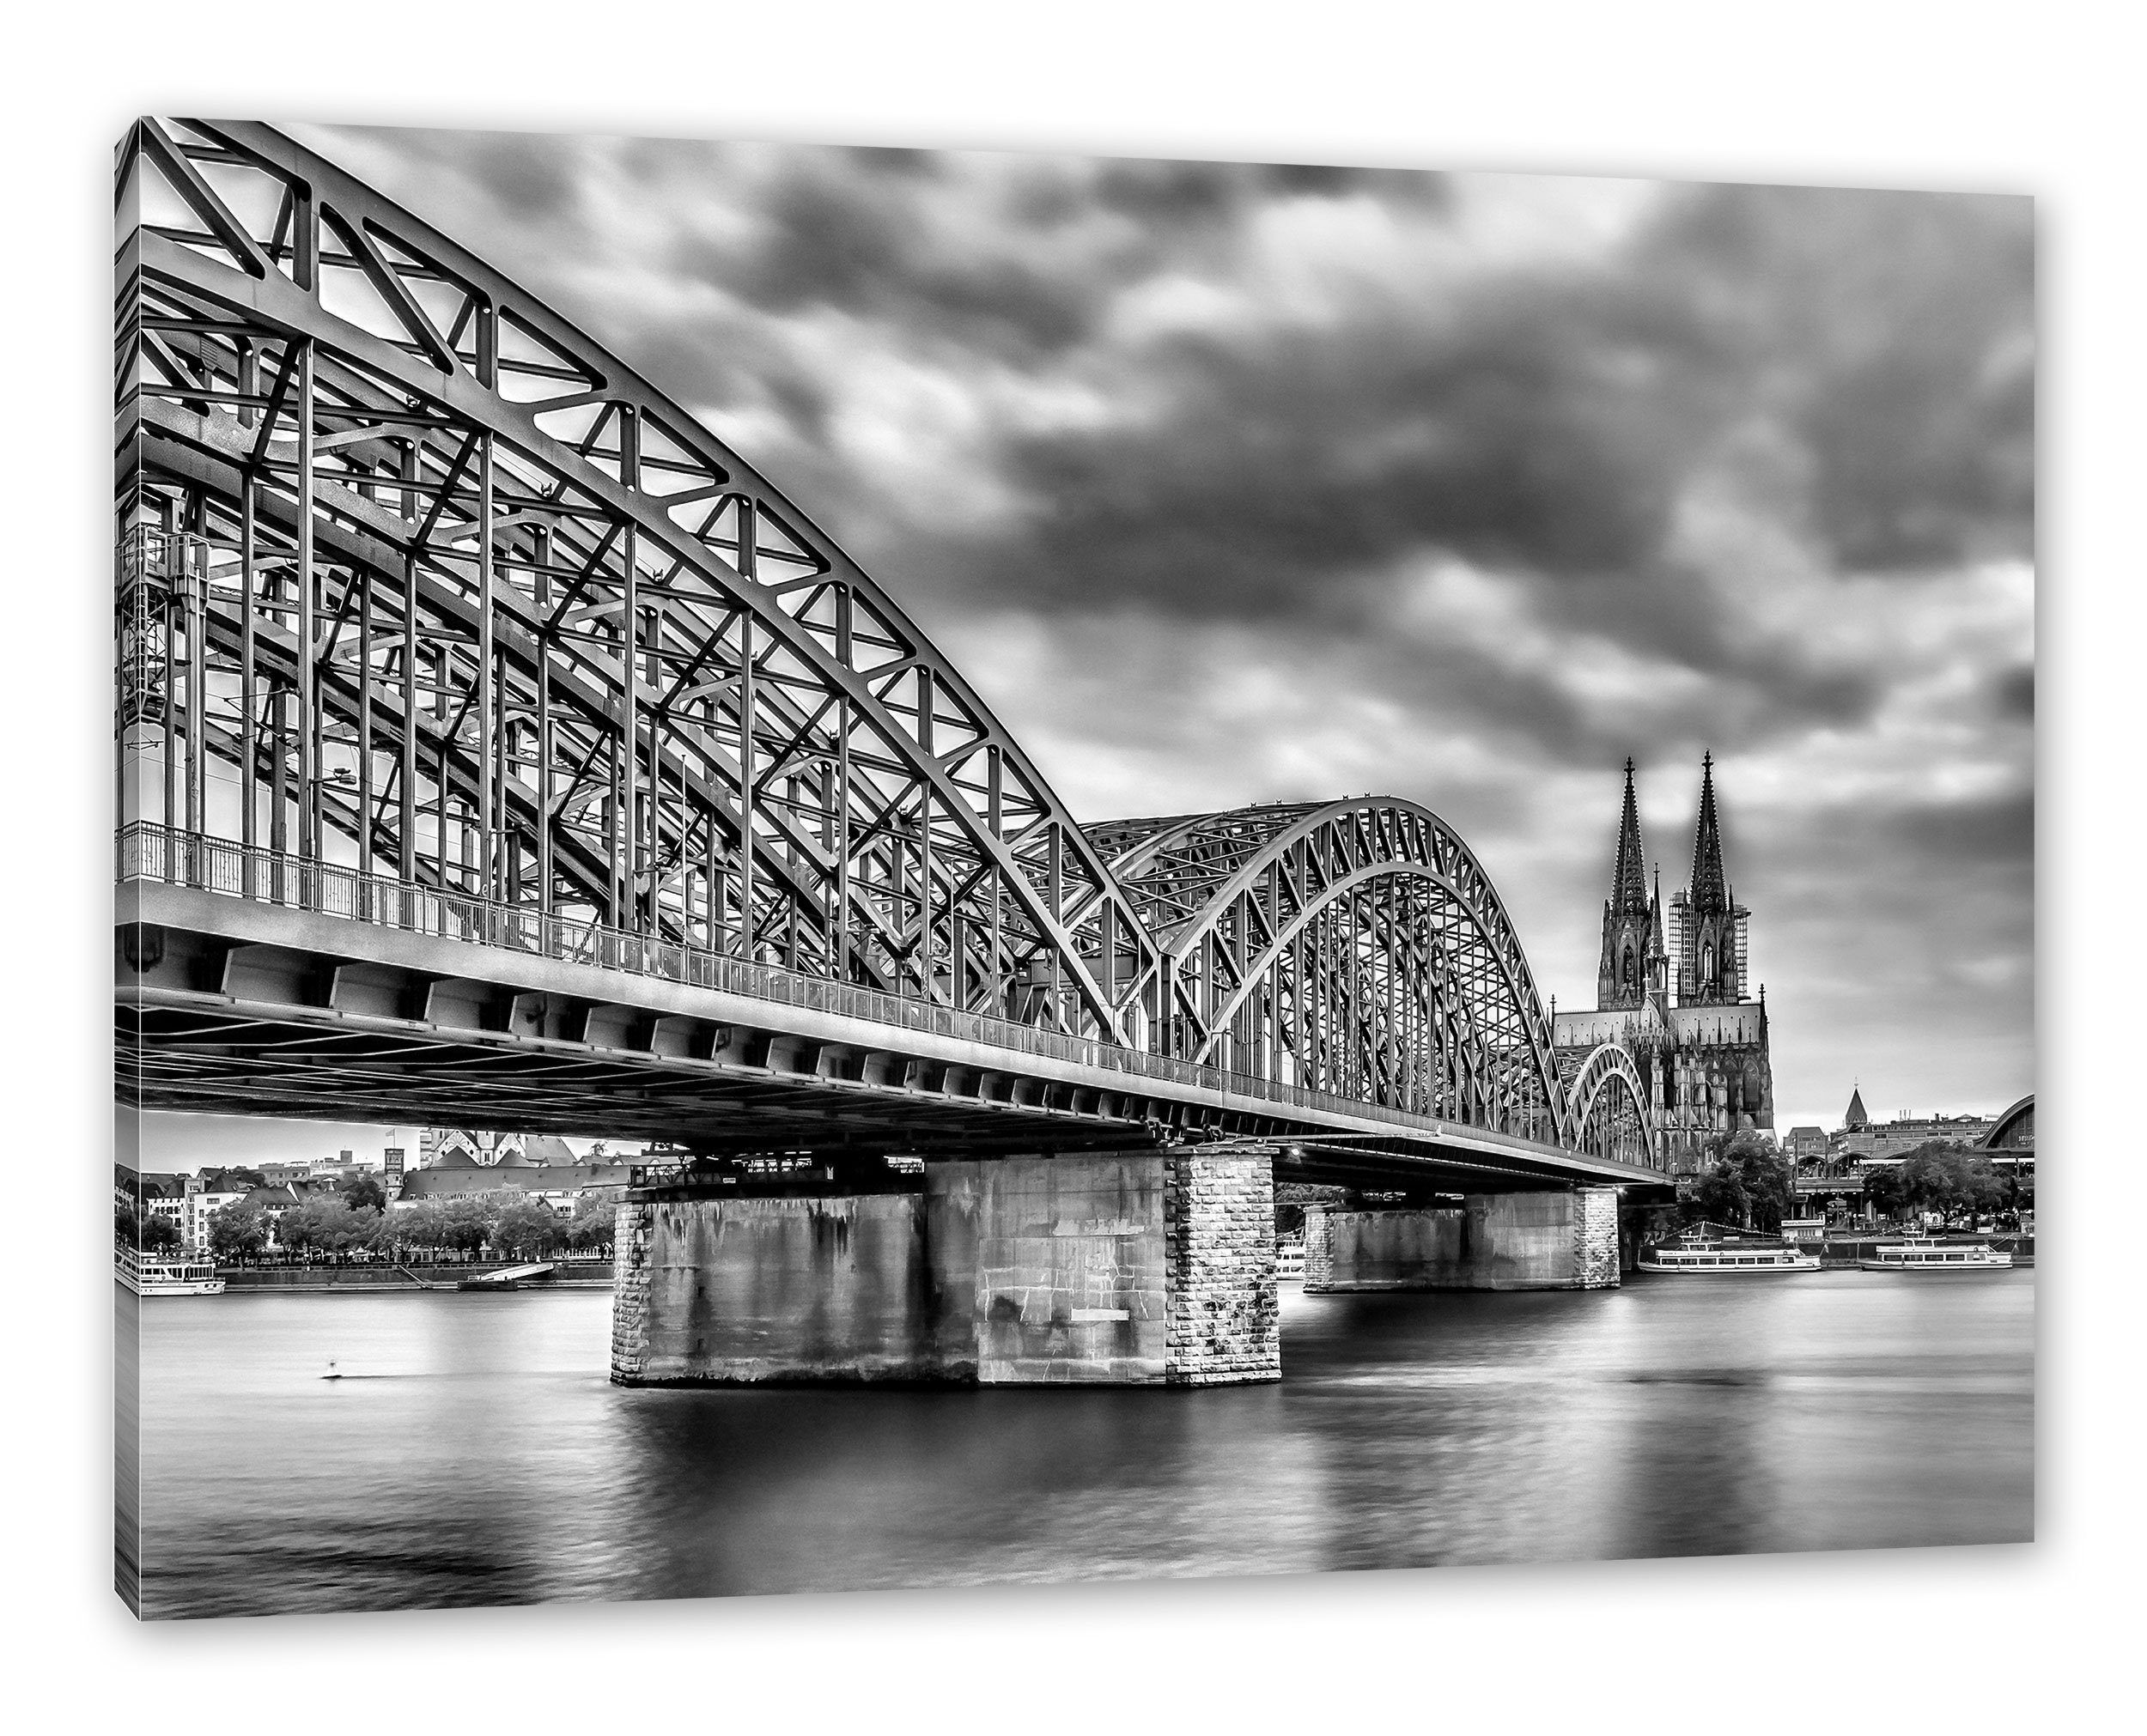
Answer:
top-left (1689, 750), bottom-right (1729, 914)
top-left (1596, 759), bottom-right (1657, 1011)
top-left (1674, 751), bottom-right (1750, 1006)
top-left (1612, 757), bottom-right (1647, 911)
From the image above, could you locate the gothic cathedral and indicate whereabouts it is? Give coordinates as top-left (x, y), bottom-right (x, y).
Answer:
top-left (1553, 756), bottom-right (1775, 1172)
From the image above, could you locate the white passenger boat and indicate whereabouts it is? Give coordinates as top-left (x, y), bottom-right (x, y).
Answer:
top-left (117, 1250), bottom-right (227, 1296)
top-left (1639, 1234), bottom-right (1819, 1274)
top-left (1857, 1235), bottom-right (2013, 1272)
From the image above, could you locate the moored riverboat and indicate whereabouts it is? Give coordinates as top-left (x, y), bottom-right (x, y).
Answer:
top-left (118, 1249), bottom-right (227, 1296)
top-left (1639, 1234), bottom-right (1820, 1275)
top-left (1857, 1235), bottom-right (2013, 1272)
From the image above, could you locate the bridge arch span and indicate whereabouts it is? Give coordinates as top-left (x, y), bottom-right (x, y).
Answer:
top-left (1565, 1042), bottom-right (1658, 1171)
top-left (118, 118), bottom-right (1161, 1045)
top-left (1089, 798), bottom-right (1570, 1146)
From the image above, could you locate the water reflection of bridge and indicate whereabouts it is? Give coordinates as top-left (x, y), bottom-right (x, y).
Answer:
top-left (118, 119), bottom-right (1669, 1387)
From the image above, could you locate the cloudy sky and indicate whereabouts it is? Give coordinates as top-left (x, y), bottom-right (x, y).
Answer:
top-left (149, 124), bottom-right (2032, 1166)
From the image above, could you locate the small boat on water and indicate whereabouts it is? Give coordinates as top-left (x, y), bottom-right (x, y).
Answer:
top-left (1639, 1233), bottom-right (1819, 1275)
top-left (117, 1250), bottom-right (226, 1296)
top-left (1858, 1235), bottom-right (2013, 1272)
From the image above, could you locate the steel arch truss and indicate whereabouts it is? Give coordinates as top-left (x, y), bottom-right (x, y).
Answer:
top-left (1565, 1042), bottom-right (1658, 1171)
top-left (115, 119), bottom-right (1162, 1044)
top-left (1091, 800), bottom-right (1570, 1146)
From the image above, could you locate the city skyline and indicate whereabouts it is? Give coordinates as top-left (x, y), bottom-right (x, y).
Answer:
top-left (135, 1113), bottom-right (626, 1174)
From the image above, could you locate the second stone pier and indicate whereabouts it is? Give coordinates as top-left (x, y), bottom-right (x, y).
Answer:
top-left (1303, 1187), bottom-right (1621, 1293)
top-left (611, 1149), bottom-right (1280, 1387)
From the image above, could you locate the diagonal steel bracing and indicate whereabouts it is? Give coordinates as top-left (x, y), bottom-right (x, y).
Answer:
top-left (1087, 798), bottom-right (1586, 1150)
top-left (116, 119), bottom-right (1660, 1178)
top-left (119, 117), bottom-right (1159, 1050)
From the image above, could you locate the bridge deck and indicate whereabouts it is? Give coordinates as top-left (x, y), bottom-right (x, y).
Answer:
top-left (119, 850), bottom-right (1670, 1197)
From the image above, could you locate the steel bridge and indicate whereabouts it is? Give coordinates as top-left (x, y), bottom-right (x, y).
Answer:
top-left (115, 118), bottom-right (1662, 1199)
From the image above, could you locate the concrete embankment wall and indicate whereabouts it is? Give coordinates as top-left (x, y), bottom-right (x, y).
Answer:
top-left (221, 1261), bottom-right (613, 1291)
top-left (611, 1151), bottom-right (1280, 1388)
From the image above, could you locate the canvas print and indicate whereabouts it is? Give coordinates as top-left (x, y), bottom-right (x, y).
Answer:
top-left (114, 118), bottom-right (2034, 1618)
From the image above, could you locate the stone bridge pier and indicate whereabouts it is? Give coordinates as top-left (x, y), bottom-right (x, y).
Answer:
top-left (1301, 1188), bottom-right (1622, 1293)
top-left (609, 1149), bottom-right (1280, 1388)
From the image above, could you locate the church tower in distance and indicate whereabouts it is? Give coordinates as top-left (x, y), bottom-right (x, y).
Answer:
top-left (1554, 754), bottom-right (1774, 1174)
top-left (1597, 758), bottom-right (1667, 1011)
top-left (1670, 753), bottom-right (1751, 1005)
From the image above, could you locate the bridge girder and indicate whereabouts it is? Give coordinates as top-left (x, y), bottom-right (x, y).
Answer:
top-left (120, 875), bottom-right (1656, 1193)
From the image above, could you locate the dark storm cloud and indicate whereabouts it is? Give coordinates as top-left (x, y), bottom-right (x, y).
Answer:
top-left (830, 178), bottom-right (2017, 778)
top-left (970, 304), bottom-right (1688, 604)
top-left (462, 134), bottom-right (586, 223)
top-left (1889, 788), bottom-right (2035, 868)
top-left (644, 151), bottom-right (1456, 372)
top-left (312, 131), bottom-right (2029, 653)
top-left (1089, 156), bottom-right (1453, 223)
top-left (897, 183), bottom-right (2029, 651)
top-left (1663, 187), bottom-right (2035, 574)
top-left (301, 124), bottom-right (2034, 1120)
top-left (321, 125), bottom-right (592, 230)
top-left (672, 156), bottom-right (1104, 359)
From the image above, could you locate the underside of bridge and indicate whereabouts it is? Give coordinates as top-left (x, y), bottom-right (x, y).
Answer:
top-left (121, 872), bottom-right (1655, 1199)
top-left (117, 119), bottom-right (1668, 1387)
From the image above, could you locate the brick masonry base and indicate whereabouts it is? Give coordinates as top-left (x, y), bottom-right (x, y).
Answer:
top-left (1572, 1187), bottom-right (1621, 1290)
top-left (1165, 1152), bottom-right (1281, 1386)
top-left (610, 1199), bottom-right (654, 1383)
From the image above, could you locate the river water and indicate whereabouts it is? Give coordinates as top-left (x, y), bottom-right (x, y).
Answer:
top-left (131, 1272), bottom-right (2033, 1618)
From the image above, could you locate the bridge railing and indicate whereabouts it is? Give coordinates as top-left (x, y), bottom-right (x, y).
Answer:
top-left (120, 822), bottom-right (1592, 1156)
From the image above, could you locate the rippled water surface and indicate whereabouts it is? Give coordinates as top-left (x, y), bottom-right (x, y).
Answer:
top-left (132, 1272), bottom-right (2033, 1618)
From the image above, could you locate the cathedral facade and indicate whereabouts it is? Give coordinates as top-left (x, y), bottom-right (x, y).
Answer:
top-left (1553, 756), bottom-right (1775, 1173)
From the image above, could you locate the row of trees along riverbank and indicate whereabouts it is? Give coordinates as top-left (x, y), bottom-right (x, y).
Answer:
top-left (205, 1188), bottom-right (621, 1265)
top-left (1860, 1143), bottom-right (2028, 1223)
top-left (1662, 1132), bottom-right (2030, 1235)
